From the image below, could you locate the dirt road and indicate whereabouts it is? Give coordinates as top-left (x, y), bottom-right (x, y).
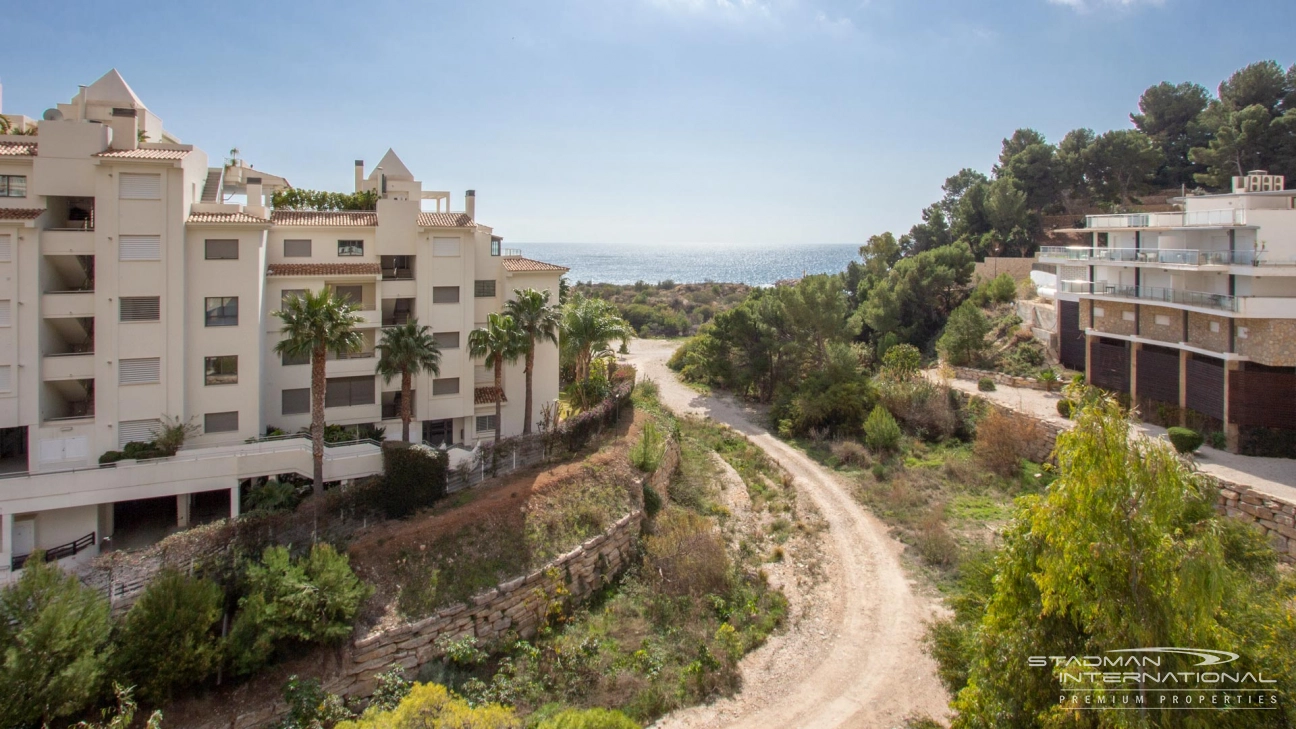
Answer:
top-left (626, 340), bottom-right (949, 729)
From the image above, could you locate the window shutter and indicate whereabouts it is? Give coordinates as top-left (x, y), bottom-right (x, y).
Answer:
top-left (433, 331), bottom-right (460, 349)
top-left (120, 296), bottom-right (161, 322)
top-left (432, 286), bottom-right (460, 304)
top-left (119, 173), bottom-right (161, 200)
top-left (204, 411), bottom-right (239, 434)
top-left (119, 235), bottom-right (161, 261)
top-left (0, 300), bottom-right (11, 327)
top-left (432, 378), bottom-right (460, 396)
top-left (284, 239), bottom-right (312, 257)
top-left (119, 419), bottom-right (161, 448)
top-left (119, 357), bottom-right (161, 385)
top-left (204, 239), bottom-right (239, 260)
top-left (476, 415), bottom-right (497, 432)
top-left (282, 388), bottom-right (310, 415)
top-left (0, 365), bottom-right (11, 392)
top-left (433, 237), bottom-right (461, 257)
top-left (0, 235), bottom-right (11, 262)
top-left (474, 280), bottom-right (496, 298)
top-left (474, 364), bottom-right (491, 382)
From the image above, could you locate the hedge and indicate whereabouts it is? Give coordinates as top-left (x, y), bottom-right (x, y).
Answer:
top-left (379, 443), bottom-right (449, 518)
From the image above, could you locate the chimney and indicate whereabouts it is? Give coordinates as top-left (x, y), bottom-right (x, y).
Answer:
top-left (77, 85), bottom-right (87, 120)
top-left (354, 160), bottom-right (364, 192)
top-left (245, 176), bottom-right (267, 218)
top-left (465, 189), bottom-right (476, 220)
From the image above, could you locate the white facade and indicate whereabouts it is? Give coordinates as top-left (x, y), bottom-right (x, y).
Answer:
top-left (0, 71), bottom-right (567, 576)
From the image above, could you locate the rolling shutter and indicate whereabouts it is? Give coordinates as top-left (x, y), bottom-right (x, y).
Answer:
top-left (120, 296), bottom-right (161, 322)
top-left (432, 286), bottom-right (460, 304)
top-left (284, 239), bottom-right (312, 257)
top-left (119, 357), bottom-right (161, 385)
top-left (433, 331), bottom-right (460, 349)
top-left (432, 377), bottom-right (460, 396)
top-left (120, 235), bottom-right (161, 261)
top-left (204, 411), bottom-right (239, 433)
top-left (433, 237), bottom-right (461, 257)
top-left (119, 419), bottom-right (161, 448)
top-left (282, 388), bottom-right (310, 415)
top-left (0, 300), bottom-right (11, 327)
top-left (119, 173), bottom-right (161, 200)
top-left (0, 235), bottom-right (11, 262)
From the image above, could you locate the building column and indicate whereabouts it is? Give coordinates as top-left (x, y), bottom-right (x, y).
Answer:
top-left (176, 494), bottom-right (190, 528)
top-left (229, 484), bottom-right (241, 519)
top-left (1178, 350), bottom-right (1190, 427)
top-left (1223, 360), bottom-right (1241, 453)
top-left (1084, 334), bottom-right (1094, 385)
top-left (1, 512), bottom-right (12, 558)
top-left (1129, 341), bottom-right (1142, 403)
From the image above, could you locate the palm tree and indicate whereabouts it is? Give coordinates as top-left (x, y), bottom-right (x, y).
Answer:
top-left (504, 288), bottom-right (560, 435)
top-left (376, 319), bottom-right (441, 443)
top-left (560, 294), bottom-right (632, 384)
top-left (468, 313), bottom-right (523, 446)
top-left (273, 289), bottom-right (364, 495)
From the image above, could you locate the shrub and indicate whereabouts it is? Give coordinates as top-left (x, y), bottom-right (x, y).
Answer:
top-left (914, 511), bottom-right (959, 568)
top-left (875, 379), bottom-right (957, 442)
top-left (367, 665), bottom-right (414, 714)
top-left (335, 682), bottom-right (520, 729)
top-left (880, 343), bottom-right (921, 381)
top-left (247, 479), bottom-right (301, 514)
top-left (1037, 368), bottom-right (1059, 391)
top-left (229, 544), bottom-right (372, 675)
top-left (974, 409), bottom-right (1045, 477)
top-left (536, 708), bottom-right (640, 729)
top-left (380, 442), bottom-right (449, 518)
top-left (0, 554), bottom-right (112, 727)
top-left (977, 377), bottom-right (996, 392)
top-left (115, 569), bottom-right (223, 703)
top-left (988, 273), bottom-right (1017, 303)
top-left (1167, 427), bottom-right (1204, 454)
top-left (642, 484), bottom-right (663, 517)
top-left (74, 684), bottom-right (162, 729)
top-left (644, 509), bottom-right (730, 598)
top-left (631, 420), bottom-right (665, 472)
top-left (1056, 399), bottom-right (1074, 419)
top-left (274, 674), bottom-right (354, 729)
top-left (864, 406), bottom-right (902, 453)
top-left (829, 440), bottom-right (871, 468)
top-left (1208, 431), bottom-right (1228, 450)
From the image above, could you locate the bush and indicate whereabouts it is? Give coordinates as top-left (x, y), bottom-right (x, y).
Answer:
top-left (631, 420), bottom-right (665, 472)
top-left (274, 674), bottom-right (355, 729)
top-left (977, 377), bottom-right (996, 392)
top-left (974, 409), bottom-right (1046, 477)
top-left (988, 273), bottom-right (1017, 303)
top-left (380, 442), bottom-right (449, 518)
top-left (536, 708), bottom-right (640, 729)
top-left (229, 544), bottom-right (372, 675)
top-left (829, 439), bottom-right (871, 468)
top-left (335, 682), bottom-right (519, 729)
top-left (247, 479), bottom-right (301, 514)
top-left (864, 406), bottom-right (902, 453)
top-left (1056, 399), bottom-right (1074, 419)
top-left (1037, 368), bottom-right (1059, 391)
top-left (880, 343), bottom-right (921, 381)
top-left (644, 509), bottom-right (730, 598)
top-left (875, 379), bottom-right (957, 442)
top-left (1167, 427), bottom-right (1204, 454)
top-left (115, 569), bottom-right (224, 703)
top-left (1209, 431), bottom-right (1228, 450)
top-left (0, 554), bottom-right (112, 727)
top-left (642, 484), bottom-right (663, 518)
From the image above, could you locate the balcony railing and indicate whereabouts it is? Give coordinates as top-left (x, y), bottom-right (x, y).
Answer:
top-left (382, 313), bottom-right (412, 327)
top-left (1084, 209), bottom-right (1247, 229)
top-left (1059, 281), bottom-right (1238, 312)
top-left (381, 268), bottom-right (414, 280)
top-left (503, 248), bottom-right (524, 257)
top-left (12, 531), bottom-right (95, 571)
top-left (1039, 247), bottom-right (1255, 266)
top-left (327, 349), bottom-right (375, 361)
top-left (381, 402), bottom-right (414, 420)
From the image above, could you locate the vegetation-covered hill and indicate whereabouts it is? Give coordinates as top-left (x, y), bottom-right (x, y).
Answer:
top-left (573, 280), bottom-right (753, 338)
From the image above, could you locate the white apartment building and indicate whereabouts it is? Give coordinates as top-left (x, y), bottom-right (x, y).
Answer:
top-left (0, 70), bottom-right (567, 577)
top-left (1039, 171), bottom-right (1296, 452)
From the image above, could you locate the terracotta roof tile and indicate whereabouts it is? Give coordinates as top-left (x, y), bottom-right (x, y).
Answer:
top-left (266, 263), bottom-right (382, 277)
top-left (187, 212), bottom-right (270, 225)
top-left (94, 147), bottom-right (192, 160)
top-left (417, 212), bottom-right (474, 227)
top-left (0, 142), bottom-right (37, 157)
top-left (0, 208), bottom-right (44, 221)
top-left (475, 386), bottom-right (507, 405)
top-left (501, 256), bottom-right (570, 273)
top-left (271, 210), bottom-right (378, 227)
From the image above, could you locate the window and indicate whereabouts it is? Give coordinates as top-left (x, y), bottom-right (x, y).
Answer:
top-left (281, 289), bottom-right (308, 307)
top-left (381, 255), bottom-right (414, 279)
top-left (432, 377), bottom-right (460, 396)
top-left (491, 238), bottom-right (501, 256)
top-left (474, 280), bottom-right (496, 298)
top-left (282, 388), bottom-right (310, 415)
top-left (120, 296), bottom-right (161, 322)
top-left (433, 237), bottom-right (460, 257)
top-left (281, 350), bottom-right (310, 366)
top-left (118, 419), bottom-right (161, 448)
top-left (205, 239), bottom-right (239, 260)
top-left (119, 173), bottom-right (161, 200)
top-left (205, 355), bottom-right (238, 385)
top-left (433, 331), bottom-right (460, 349)
top-left (0, 365), bottom-right (11, 392)
top-left (204, 411), bottom-right (239, 434)
top-left (205, 297), bottom-right (238, 327)
top-left (337, 240), bottom-right (364, 257)
top-left (0, 234), bottom-right (11, 261)
top-left (119, 235), bottom-right (161, 261)
top-left (432, 286), bottom-right (460, 304)
top-left (0, 175), bottom-right (26, 198)
top-left (119, 357), bottom-right (161, 385)
top-left (332, 285), bottom-right (363, 306)
top-left (476, 414), bottom-right (497, 432)
top-left (284, 239), bottom-right (312, 257)
top-left (475, 364), bottom-right (492, 382)
top-left (325, 376), bottom-right (375, 408)
top-left (0, 300), bottom-right (10, 327)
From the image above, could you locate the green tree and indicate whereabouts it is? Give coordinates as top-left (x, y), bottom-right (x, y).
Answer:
top-left (559, 294), bottom-right (632, 385)
top-left (114, 569), bottom-right (223, 704)
top-left (1191, 61), bottom-right (1296, 187)
top-left (999, 143), bottom-right (1061, 212)
top-left (880, 343), bottom-right (921, 381)
top-left (0, 554), bottom-right (112, 727)
top-left (504, 288), bottom-right (561, 435)
top-left (994, 128), bottom-right (1047, 175)
top-left (779, 274), bottom-right (859, 367)
top-left (1087, 129), bottom-right (1164, 206)
top-left (859, 242), bottom-right (975, 346)
top-left (273, 289), bottom-right (365, 494)
top-left (939, 168), bottom-right (990, 219)
top-left (937, 300), bottom-right (990, 366)
top-left (468, 312), bottom-right (524, 446)
top-left (982, 177), bottom-right (1035, 257)
top-left (376, 319), bottom-right (441, 442)
top-left (1056, 127), bottom-right (1097, 211)
top-left (1131, 81), bottom-right (1212, 187)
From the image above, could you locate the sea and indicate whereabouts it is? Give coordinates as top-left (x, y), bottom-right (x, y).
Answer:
top-left (517, 242), bottom-right (861, 287)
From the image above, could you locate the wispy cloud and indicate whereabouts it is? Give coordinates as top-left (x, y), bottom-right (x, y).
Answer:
top-left (1046, 0), bottom-right (1166, 13)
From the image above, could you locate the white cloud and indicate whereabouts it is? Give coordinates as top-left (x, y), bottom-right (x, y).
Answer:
top-left (1047, 0), bottom-right (1166, 12)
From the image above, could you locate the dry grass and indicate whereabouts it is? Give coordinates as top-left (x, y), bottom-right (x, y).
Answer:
top-left (829, 439), bottom-right (871, 468)
top-left (644, 509), bottom-right (731, 598)
top-left (973, 408), bottom-right (1045, 477)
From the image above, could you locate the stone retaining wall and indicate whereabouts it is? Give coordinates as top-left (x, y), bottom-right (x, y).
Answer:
top-left (954, 366), bottom-right (1059, 392)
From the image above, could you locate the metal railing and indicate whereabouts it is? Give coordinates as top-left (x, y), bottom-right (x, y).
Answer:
top-left (1084, 209), bottom-right (1247, 229)
top-left (382, 314), bottom-right (412, 327)
top-left (12, 531), bottom-right (95, 571)
top-left (381, 268), bottom-right (414, 280)
top-left (1058, 281), bottom-right (1238, 312)
top-left (1039, 246), bottom-right (1258, 266)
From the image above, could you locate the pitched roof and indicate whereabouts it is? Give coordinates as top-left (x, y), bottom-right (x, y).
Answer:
top-left (187, 212), bottom-right (271, 225)
top-left (501, 256), bottom-right (570, 273)
top-left (0, 142), bottom-right (37, 157)
top-left (266, 263), bottom-right (382, 277)
top-left (94, 147), bottom-right (191, 160)
top-left (475, 386), bottom-right (507, 405)
top-left (85, 69), bottom-right (145, 107)
top-left (370, 148), bottom-right (414, 181)
top-left (270, 210), bottom-right (378, 227)
top-left (0, 208), bottom-right (44, 221)
top-left (417, 212), bottom-right (474, 227)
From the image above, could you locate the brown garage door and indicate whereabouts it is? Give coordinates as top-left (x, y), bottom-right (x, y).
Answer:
top-left (1137, 346), bottom-right (1180, 405)
top-left (1229, 366), bottom-right (1296, 428)
top-left (1185, 355), bottom-right (1224, 422)
top-left (1059, 300), bottom-right (1085, 371)
top-left (1091, 340), bottom-right (1130, 393)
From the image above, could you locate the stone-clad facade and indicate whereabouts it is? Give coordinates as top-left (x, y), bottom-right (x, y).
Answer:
top-left (1236, 318), bottom-right (1296, 366)
top-left (1187, 312), bottom-right (1229, 353)
top-left (1088, 301), bottom-right (1137, 337)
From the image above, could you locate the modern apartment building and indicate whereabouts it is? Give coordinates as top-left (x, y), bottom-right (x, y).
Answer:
top-left (1039, 171), bottom-right (1296, 453)
top-left (0, 70), bottom-right (567, 576)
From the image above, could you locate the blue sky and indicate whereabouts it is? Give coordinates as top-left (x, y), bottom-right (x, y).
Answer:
top-left (2, 0), bottom-right (1293, 245)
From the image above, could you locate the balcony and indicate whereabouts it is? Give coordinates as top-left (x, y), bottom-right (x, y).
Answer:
top-left (1059, 281), bottom-right (1237, 312)
top-left (43, 379), bottom-right (94, 423)
top-left (381, 297), bottom-right (415, 327)
top-left (1084, 209), bottom-right (1247, 229)
top-left (42, 291), bottom-right (96, 318)
top-left (1039, 246), bottom-right (1264, 267)
top-left (381, 391), bottom-right (415, 421)
top-left (41, 230), bottom-right (95, 256)
top-left (45, 196), bottom-right (95, 232)
top-left (43, 352), bottom-right (95, 381)
top-left (380, 255), bottom-right (415, 280)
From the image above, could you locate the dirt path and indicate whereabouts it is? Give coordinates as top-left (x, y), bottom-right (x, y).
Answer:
top-left (625, 340), bottom-right (949, 729)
